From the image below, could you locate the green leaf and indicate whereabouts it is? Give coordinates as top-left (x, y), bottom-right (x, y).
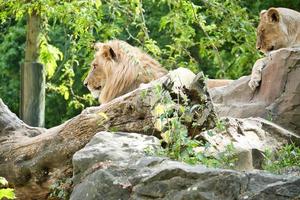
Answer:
top-left (153, 104), bottom-right (165, 116)
top-left (38, 35), bottom-right (63, 79)
top-left (0, 188), bottom-right (16, 199)
top-left (95, 0), bottom-right (101, 9)
top-left (97, 112), bottom-right (108, 120)
top-left (63, 90), bottom-right (70, 100)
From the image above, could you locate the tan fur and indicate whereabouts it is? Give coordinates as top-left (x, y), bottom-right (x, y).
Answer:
top-left (249, 7), bottom-right (300, 90)
top-left (84, 40), bottom-right (168, 104)
top-left (256, 7), bottom-right (300, 53)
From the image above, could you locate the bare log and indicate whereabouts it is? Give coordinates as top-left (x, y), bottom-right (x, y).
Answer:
top-left (0, 68), bottom-right (217, 199)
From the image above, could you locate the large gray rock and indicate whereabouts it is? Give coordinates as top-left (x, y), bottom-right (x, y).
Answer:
top-left (209, 48), bottom-right (300, 134)
top-left (70, 131), bottom-right (300, 200)
top-left (72, 132), bottom-right (160, 184)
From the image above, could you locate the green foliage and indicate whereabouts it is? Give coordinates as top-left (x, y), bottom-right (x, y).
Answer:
top-left (263, 143), bottom-right (300, 173)
top-left (39, 35), bottom-right (63, 79)
top-left (217, 143), bottom-right (238, 169)
top-left (150, 83), bottom-right (237, 168)
top-left (216, 119), bottom-right (226, 131)
top-left (0, 189), bottom-right (15, 200)
top-left (0, 177), bottom-right (15, 200)
top-left (0, 20), bottom-right (25, 114)
top-left (0, 0), bottom-right (299, 127)
top-left (49, 178), bottom-right (72, 200)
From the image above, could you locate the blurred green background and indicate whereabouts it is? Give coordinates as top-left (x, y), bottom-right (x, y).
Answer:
top-left (0, 0), bottom-right (299, 128)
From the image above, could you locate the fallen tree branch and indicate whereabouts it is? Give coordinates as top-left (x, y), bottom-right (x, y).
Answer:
top-left (0, 68), bottom-right (217, 199)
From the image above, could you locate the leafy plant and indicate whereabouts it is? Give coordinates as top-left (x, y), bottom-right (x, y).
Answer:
top-left (217, 143), bottom-right (238, 168)
top-left (49, 178), bottom-right (72, 200)
top-left (0, 177), bottom-right (15, 200)
top-left (39, 34), bottom-right (63, 79)
top-left (150, 83), bottom-right (237, 168)
top-left (263, 143), bottom-right (300, 173)
top-left (0, 0), bottom-right (299, 128)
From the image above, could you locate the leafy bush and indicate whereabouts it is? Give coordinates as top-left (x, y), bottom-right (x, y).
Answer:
top-left (263, 143), bottom-right (300, 173)
top-left (0, 0), bottom-right (299, 127)
top-left (49, 178), bottom-right (72, 200)
top-left (0, 20), bottom-right (25, 114)
top-left (149, 83), bottom-right (237, 168)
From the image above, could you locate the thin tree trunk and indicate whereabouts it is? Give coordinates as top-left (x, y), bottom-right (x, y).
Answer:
top-left (21, 10), bottom-right (45, 127)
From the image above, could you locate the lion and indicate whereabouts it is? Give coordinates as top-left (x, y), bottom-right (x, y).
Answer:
top-left (84, 40), bottom-right (168, 104)
top-left (249, 7), bottom-right (300, 90)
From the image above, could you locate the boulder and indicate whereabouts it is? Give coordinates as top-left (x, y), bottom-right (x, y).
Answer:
top-left (70, 131), bottom-right (300, 200)
top-left (72, 132), bottom-right (160, 184)
top-left (197, 117), bottom-right (300, 170)
top-left (209, 48), bottom-right (300, 134)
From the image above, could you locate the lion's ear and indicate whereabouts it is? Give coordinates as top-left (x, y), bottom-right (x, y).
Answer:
top-left (267, 8), bottom-right (280, 23)
top-left (94, 42), bottom-right (102, 51)
top-left (102, 45), bottom-right (117, 60)
top-left (259, 10), bottom-right (267, 18)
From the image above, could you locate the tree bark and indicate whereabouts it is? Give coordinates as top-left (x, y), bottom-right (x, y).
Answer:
top-left (0, 69), bottom-right (217, 199)
top-left (21, 10), bottom-right (45, 127)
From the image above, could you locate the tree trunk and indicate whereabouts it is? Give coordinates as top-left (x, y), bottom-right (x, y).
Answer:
top-left (21, 10), bottom-right (45, 127)
top-left (0, 69), bottom-right (217, 199)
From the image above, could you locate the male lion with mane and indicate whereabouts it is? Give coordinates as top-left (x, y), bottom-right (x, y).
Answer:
top-left (249, 7), bottom-right (300, 90)
top-left (84, 40), bottom-right (167, 104)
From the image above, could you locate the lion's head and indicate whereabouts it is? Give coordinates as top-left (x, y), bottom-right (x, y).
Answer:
top-left (256, 7), bottom-right (300, 54)
top-left (84, 43), bottom-right (115, 99)
top-left (84, 40), bottom-right (167, 104)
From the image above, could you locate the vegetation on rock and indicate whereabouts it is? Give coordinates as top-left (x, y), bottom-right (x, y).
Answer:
top-left (149, 80), bottom-right (238, 169)
top-left (263, 143), bottom-right (300, 173)
top-left (0, 177), bottom-right (15, 200)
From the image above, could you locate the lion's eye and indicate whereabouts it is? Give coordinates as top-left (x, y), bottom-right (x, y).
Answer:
top-left (92, 63), bottom-right (97, 70)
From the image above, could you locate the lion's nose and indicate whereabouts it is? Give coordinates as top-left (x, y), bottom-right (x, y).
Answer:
top-left (256, 40), bottom-right (261, 50)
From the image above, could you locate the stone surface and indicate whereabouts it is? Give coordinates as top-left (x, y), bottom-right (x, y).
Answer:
top-left (72, 132), bottom-right (160, 184)
top-left (70, 131), bottom-right (300, 200)
top-left (197, 117), bottom-right (300, 170)
top-left (209, 48), bottom-right (300, 134)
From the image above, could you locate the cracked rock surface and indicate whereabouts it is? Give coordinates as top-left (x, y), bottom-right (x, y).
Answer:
top-left (70, 132), bottom-right (300, 200)
top-left (209, 48), bottom-right (300, 134)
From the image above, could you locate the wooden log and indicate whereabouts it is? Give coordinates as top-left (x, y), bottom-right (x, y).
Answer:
top-left (0, 68), bottom-right (217, 199)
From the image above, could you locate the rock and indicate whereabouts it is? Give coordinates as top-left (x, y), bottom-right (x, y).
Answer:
top-left (153, 68), bottom-right (218, 132)
top-left (197, 117), bottom-right (300, 170)
top-left (278, 166), bottom-right (300, 177)
top-left (72, 132), bottom-right (160, 184)
top-left (70, 131), bottom-right (300, 200)
top-left (187, 72), bottom-right (218, 133)
top-left (206, 79), bottom-right (233, 89)
top-left (209, 48), bottom-right (300, 134)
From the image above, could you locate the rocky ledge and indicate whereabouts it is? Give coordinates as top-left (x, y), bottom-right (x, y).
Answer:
top-left (209, 48), bottom-right (300, 134)
top-left (70, 48), bottom-right (300, 199)
top-left (70, 132), bottom-right (300, 200)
